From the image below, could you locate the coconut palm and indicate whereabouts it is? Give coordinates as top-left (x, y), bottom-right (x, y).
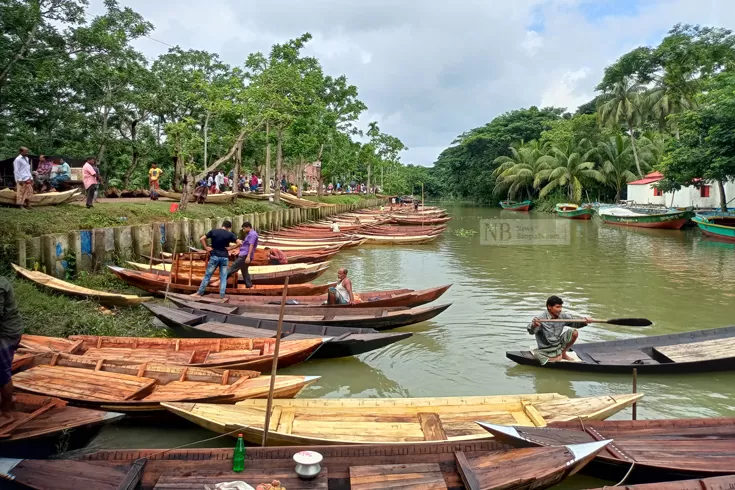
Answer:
top-left (492, 140), bottom-right (547, 199)
top-left (598, 134), bottom-right (639, 203)
top-left (597, 76), bottom-right (647, 178)
top-left (536, 142), bottom-right (605, 202)
top-left (647, 70), bottom-right (699, 139)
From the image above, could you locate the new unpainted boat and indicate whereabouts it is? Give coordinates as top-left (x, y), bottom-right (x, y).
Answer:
top-left (555, 203), bottom-right (594, 220)
top-left (481, 417), bottom-right (735, 483)
top-left (162, 392), bottom-right (642, 445)
top-left (13, 352), bottom-right (317, 412)
top-left (109, 265), bottom-right (335, 296)
top-left (507, 325), bottom-right (735, 373)
top-left (21, 333), bottom-right (325, 372)
top-left (12, 264), bottom-right (151, 307)
top-left (144, 304), bottom-right (413, 359)
top-left (2, 438), bottom-right (609, 490)
top-left (0, 188), bottom-right (81, 206)
top-left (500, 200), bottom-right (532, 211)
top-left (692, 215), bottom-right (735, 243)
top-left (353, 233), bottom-right (440, 245)
top-left (143, 260), bottom-right (332, 286)
top-left (599, 207), bottom-right (694, 229)
top-left (168, 298), bottom-right (451, 330)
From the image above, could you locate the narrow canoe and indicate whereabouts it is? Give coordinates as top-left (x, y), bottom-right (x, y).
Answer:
top-left (108, 265), bottom-right (335, 296)
top-left (158, 189), bottom-right (236, 204)
top-left (22, 333), bottom-right (325, 372)
top-left (2, 439), bottom-right (609, 490)
top-left (162, 392), bottom-right (642, 445)
top-left (353, 233), bottom-right (440, 245)
top-left (587, 475), bottom-right (735, 490)
top-left (507, 325), bottom-right (735, 373)
top-left (14, 352), bottom-right (318, 412)
top-left (500, 200), bottom-right (532, 211)
top-left (693, 215), bottom-right (735, 243)
top-left (390, 216), bottom-right (452, 225)
top-left (0, 188), bottom-right (81, 206)
top-left (144, 303), bottom-right (413, 359)
top-left (12, 263), bottom-right (151, 307)
top-left (168, 298), bottom-right (451, 330)
top-left (481, 417), bottom-right (735, 483)
top-left (555, 203), bottom-right (594, 220)
top-left (165, 284), bottom-right (453, 308)
top-left (0, 393), bottom-right (124, 447)
top-left (599, 208), bottom-right (694, 229)
top-left (177, 248), bottom-right (342, 265)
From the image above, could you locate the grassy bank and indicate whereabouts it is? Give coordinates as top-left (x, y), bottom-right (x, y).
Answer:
top-left (305, 194), bottom-right (376, 205)
top-left (11, 270), bottom-right (162, 338)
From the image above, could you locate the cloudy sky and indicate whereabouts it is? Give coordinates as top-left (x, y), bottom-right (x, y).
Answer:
top-left (90, 0), bottom-right (735, 166)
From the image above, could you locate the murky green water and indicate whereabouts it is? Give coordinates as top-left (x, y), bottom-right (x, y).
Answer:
top-left (84, 204), bottom-right (735, 484)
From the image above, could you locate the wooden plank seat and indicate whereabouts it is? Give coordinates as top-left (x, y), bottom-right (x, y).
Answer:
top-left (587, 350), bottom-right (660, 365)
top-left (350, 463), bottom-right (447, 490)
top-left (653, 337), bottom-right (735, 363)
top-left (153, 468), bottom-right (328, 489)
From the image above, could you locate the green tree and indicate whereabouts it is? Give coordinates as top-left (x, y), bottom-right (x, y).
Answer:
top-left (598, 135), bottom-right (639, 202)
top-left (537, 143), bottom-right (604, 202)
top-left (492, 141), bottom-right (547, 199)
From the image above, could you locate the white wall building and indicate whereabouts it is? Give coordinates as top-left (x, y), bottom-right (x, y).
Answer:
top-left (626, 171), bottom-right (735, 208)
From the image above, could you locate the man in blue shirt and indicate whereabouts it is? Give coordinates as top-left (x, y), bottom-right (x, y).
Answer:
top-left (226, 221), bottom-right (258, 288)
top-left (190, 220), bottom-right (240, 299)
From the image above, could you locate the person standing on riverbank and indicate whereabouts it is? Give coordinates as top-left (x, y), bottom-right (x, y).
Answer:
top-left (148, 163), bottom-right (162, 199)
top-left (13, 147), bottom-right (33, 209)
top-left (190, 220), bottom-right (240, 300)
top-left (82, 157), bottom-right (98, 208)
top-left (0, 276), bottom-right (24, 421)
top-left (227, 222), bottom-right (258, 288)
top-left (528, 295), bottom-right (591, 364)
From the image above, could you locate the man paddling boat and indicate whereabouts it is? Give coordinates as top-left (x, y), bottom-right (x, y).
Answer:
top-left (529, 296), bottom-right (591, 364)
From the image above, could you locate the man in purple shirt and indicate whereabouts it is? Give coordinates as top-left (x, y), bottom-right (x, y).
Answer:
top-left (226, 221), bottom-right (258, 288)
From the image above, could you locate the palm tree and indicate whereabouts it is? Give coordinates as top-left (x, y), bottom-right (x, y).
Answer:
top-left (536, 142), bottom-right (605, 202)
top-left (597, 76), bottom-right (647, 177)
top-left (647, 70), bottom-right (699, 139)
top-left (492, 140), bottom-right (547, 199)
top-left (598, 134), bottom-right (639, 203)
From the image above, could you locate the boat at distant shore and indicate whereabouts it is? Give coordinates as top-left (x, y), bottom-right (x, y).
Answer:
top-left (500, 200), bottom-right (532, 211)
top-left (692, 214), bottom-right (735, 242)
top-left (599, 207), bottom-right (694, 229)
top-left (555, 203), bottom-right (594, 220)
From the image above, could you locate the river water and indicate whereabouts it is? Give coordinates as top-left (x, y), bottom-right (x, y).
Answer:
top-left (85, 204), bottom-right (735, 485)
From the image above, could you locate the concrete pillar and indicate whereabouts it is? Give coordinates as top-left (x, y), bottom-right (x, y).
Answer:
top-left (27, 237), bottom-right (41, 270)
top-left (114, 226), bottom-right (133, 261)
top-left (16, 239), bottom-right (26, 268)
top-left (67, 231), bottom-right (81, 273)
top-left (259, 212), bottom-right (268, 231)
top-left (93, 229), bottom-right (106, 272)
top-left (232, 215), bottom-right (243, 232)
top-left (152, 223), bottom-right (163, 258)
top-left (131, 225), bottom-right (146, 260)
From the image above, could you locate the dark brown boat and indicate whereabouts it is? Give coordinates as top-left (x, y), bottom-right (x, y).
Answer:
top-left (587, 475), bottom-right (735, 490)
top-left (6, 437), bottom-right (610, 490)
top-left (109, 266), bottom-right (335, 296)
top-left (167, 298), bottom-right (451, 331)
top-left (480, 418), bottom-right (735, 483)
top-left (165, 284), bottom-right (453, 308)
top-left (144, 303), bottom-right (413, 359)
top-left (164, 260), bottom-right (332, 286)
top-left (13, 352), bottom-right (317, 412)
top-left (0, 393), bottom-right (124, 456)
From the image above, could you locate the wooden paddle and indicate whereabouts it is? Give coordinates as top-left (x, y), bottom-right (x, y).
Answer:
top-left (533, 318), bottom-right (652, 327)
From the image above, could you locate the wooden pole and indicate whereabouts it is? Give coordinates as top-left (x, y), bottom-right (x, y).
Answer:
top-left (261, 276), bottom-right (289, 447)
top-left (632, 368), bottom-right (637, 420)
top-left (148, 223), bottom-right (155, 272)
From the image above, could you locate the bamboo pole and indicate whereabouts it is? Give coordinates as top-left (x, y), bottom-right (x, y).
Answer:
top-left (261, 276), bottom-right (289, 447)
top-left (632, 368), bottom-right (638, 420)
top-left (148, 223), bottom-right (155, 272)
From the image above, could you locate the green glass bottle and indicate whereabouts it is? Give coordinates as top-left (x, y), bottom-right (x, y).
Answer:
top-left (233, 433), bottom-right (246, 472)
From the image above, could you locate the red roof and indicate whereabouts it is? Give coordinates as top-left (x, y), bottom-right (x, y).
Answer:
top-left (628, 171), bottom-right (664, 185)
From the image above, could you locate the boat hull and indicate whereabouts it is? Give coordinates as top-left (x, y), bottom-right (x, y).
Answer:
top-left (558, 208), bottom-right (594, 220)
top-left (600, 209), bottom-right (694, 229)
top-left (693, 215), bottom-right (735, 243)
top-left (500, 200), bottom-right (532, 211)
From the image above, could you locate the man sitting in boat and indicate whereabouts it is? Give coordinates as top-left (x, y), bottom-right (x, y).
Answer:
top-left (265, 247), bottom-right (288, 265)
top-left (528, 296), bottom-right (591, 364)
top-left (328, 268), bottom-right (354, 305)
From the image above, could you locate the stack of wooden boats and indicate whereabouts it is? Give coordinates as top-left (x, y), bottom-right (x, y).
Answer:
top-left (0, 187), bottom-right (81, 206)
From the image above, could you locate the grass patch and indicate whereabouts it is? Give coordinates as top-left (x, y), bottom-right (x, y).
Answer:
top-left (11, 274), bottom-right (163, 338)
top-left (305, 194), bottom-right (375, 205)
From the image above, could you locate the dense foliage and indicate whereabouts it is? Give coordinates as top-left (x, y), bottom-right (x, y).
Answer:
top-left (431, 24), bottom-right (735, 209)
top-left (1, 0), bottom-right (422, 206)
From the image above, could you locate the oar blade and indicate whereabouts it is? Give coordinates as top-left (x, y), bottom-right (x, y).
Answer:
top-left (606, 318), bottom-right (652, 327)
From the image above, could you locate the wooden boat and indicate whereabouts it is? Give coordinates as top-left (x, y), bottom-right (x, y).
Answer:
top-left (507, 325), bottom-right (735, 374)
top-left (3, 439), bottom-right (609, 490)
top-left (693, 215), bottom-right (735, 243)
top-left (260, 237), bottom-right (366, 248)
top-left (145, 303), bottom-right (413, 359)
top-left (353, 233), bottom-right (440, 245)
top-left (599, 207), bottom-right (694, 229)
top-left (0, 393), bottom-right (123, 450)
top-left (158, 189), bottom-right (236, 204)
top-left (169, 298), bottom-right (451, 331)
top-left (586, 475), bottom-right (735, 490)
top-left (390, 216), bottom-right (452, 226)
top-left (13, 352), bottom-right (318, 412)
top-left (166, 284), bottom-right (453, 309)
top-left (555, 203), bottom-right (594, 220)
top-left (237, 190), bottom-right (273, 200)
top-left (499, 200), bottom-right (532, 211)
top-left (109, 265), bottom-right (335, 296)
top-left (21, 333), bottom-right (325, 372)
top-left (177, 247), bottom-right (342, 266)
top-left (480, 417), bottom-right (735, 483)
top-left (11, 263), bottom-right (151, 307)
top-left (163, 392), bottom-right (642, 446)
top-left (142, 260), bottom-right (332, 286)
top-left (0, 187), bottom-right (81, 206)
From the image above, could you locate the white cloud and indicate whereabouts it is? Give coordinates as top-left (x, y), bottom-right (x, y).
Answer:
top-left (89, 0), bottom-right (735, 166)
